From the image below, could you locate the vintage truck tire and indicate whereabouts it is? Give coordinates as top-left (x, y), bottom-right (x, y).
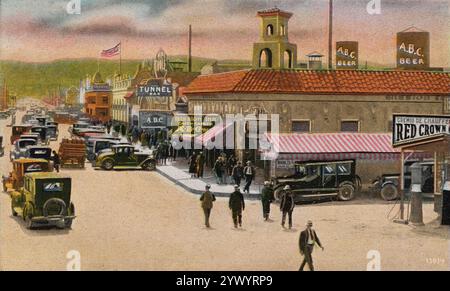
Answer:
top-left (23, 203), bottom-right (35, 229)
top-left (337, 183), bottom-right (355, 201)
top-left (43, 198), bottom-right (67, 217)
top-left (11, 205), bottom-right (17, 216)
top-left (65, 203), bottom-right (75, 229)
top-left (102, 159), bottom-right (114, 171)
top-left (2, 180), bottom-right (7, 192)
top-left (380, 184), bottom-right (399, 201)
top-left (142, 161), bottom-right (156, 171)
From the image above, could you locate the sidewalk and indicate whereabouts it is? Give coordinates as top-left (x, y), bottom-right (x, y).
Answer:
top-left (156, 159), bottom-right (263, 199)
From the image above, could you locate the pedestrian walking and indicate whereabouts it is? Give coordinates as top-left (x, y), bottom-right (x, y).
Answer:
top-left (243, 161), bottom-right (255, 193)
top-left (227, 155), bottom-right (236, 184)
top-left (299, 220), bottom-right (324, 271)
top-left (280, 185), bottom-right (295, 229)
top-left (196, 152), bottom-right (205, 178)
top-left (200, 184), bottom-right (216, 228)
top-left (229, 185), bottom-right (245, 228)
top-left (213, 157), bottom-right (224, 184)
top-left (52, 150), bottom-right (61, 173)
top-left (232, 161), bottom-right (244, 186)
top-left (261, 181), bottom-right (274, 221)
top-left (188, 152), bottom-right (198, 178)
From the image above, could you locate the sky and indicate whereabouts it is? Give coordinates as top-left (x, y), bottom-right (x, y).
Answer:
top-left (0, 0), bottom-right (448, 67)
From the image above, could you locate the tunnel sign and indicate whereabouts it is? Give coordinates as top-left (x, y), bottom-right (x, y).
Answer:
top-left (393, 114), bottom-right (450, 147)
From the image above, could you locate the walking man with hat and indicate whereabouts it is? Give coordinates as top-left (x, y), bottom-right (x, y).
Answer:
top-left (229, 185), bottom-right (245, 228)
top-left (299, 220), bottom-right (324, 271)
top-left (280, 185), bottom-right (295, 229)
top-left (200, 184), bottom-right (216, 228)
top-left (261, 181), bottom-right (274, 221)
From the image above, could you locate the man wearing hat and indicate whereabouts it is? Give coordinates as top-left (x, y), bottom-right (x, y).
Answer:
top-left (280, 185), bottom-right (295, 229)
top-left (200, 184), bottom-right (216, 228)
top-left (229, 185), bottom-right (245, 228)
top-left (243, 161), bottom-right (255, 193)
top-left (261, 181), bottom-right (274, 221)
top-left (299, 220), bottom-right (324, 271)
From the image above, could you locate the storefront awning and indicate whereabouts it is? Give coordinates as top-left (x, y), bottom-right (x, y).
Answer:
top-left (195, 122), bottom-right (234, 147)
top-left (263, 133), bottom-right (431, 161)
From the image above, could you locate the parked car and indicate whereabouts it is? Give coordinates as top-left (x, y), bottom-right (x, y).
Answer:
top-left (21, 113), bottom-right (35, 124)
top-left (271, 160), bottom-right (362, 203)
top-left (94, 145), bottom-right (156, 171)
top-left (0, 111), bottom-right (9, 119)
top-left (10, 172), bottom-right (75, 229)
top-left (370, 160), bottom-right (435, 200)
top-left (31, 126), bottom-right (49, 145)
top-left (10, 138), bottom-right (37, 161)
top-left (69, 122), bottom-right (90, 135)
top-left (19, 133), bottom-right (41, 145)
top-left (2, 158), bottom-right (52, 192)
top-left (10, 125), bottom-right (32, 144)
top-left (46, 125), bottom-right (58, 141)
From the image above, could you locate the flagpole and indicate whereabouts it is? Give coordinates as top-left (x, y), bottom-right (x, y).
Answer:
top-left (119, 41), bottom-right (122, 76)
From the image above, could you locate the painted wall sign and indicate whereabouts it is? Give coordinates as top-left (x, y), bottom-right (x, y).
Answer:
top-left (396, 30), bottom-right (430, 70)
top-left (336, 41), bottom-right (358, 69)
top-left (139, 111), bottom-right (170, 128)
top-left (393, 114), bottom-right (450, 147)
top-left (137, 79), bottom-right (172, 97)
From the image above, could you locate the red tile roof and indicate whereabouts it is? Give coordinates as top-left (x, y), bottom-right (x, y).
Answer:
top-left (184, 69), bottom-right (450, 95)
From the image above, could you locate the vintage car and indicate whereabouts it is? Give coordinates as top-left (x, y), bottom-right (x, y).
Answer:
top-left (271, 160), bottom-right (362, 203)
top-left (31, 126), bottom-right (49, 145)
top-left (86, 139), bottom-right (128, 161)
top-left (371, 160), bottom-right (435, 201)
top-left (94, 145), bottom-right (156, 171)
top-left (74, 127), bottom-right (106, 138)
top-left (11, 125), bottom-right (32, 144)
top-left (69, 122), bottom-right (90, 135)
top-left (25, 146), bottom-right (52, 160)
top-left (19, 133), bottom-right (41, 145)
top-left (0, 136), bottom-right (4, 157)
top-left (2, 158), bottom-right (52, 192)
top-left (46, 125), bottom-right (59, 141)
top-left (10, 138), bottom-right (37, 161)
top-left (0, 111), bottom-right (9, 119)
top-left (35, 115), bottom-right (52, 126)
top-left (21, 113), bottom-right (35, 124)
top-left (10, 173), bottom-right (75, 229)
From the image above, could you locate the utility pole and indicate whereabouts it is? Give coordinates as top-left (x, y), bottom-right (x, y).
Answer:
top-left (328, 0), bottom-right (333, 70)
top-left (188, 25), bottom-right (192, 73)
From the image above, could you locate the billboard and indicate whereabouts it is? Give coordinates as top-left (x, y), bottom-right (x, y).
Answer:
top-left (336, 41), bottom-right (358, 69)
top-left (396, 30), bottom-right (430, 70)
top-left (392, 114), bottom-right (450, 147)
top-left (139, 111), bottom-right (171, 128)
top-left (137, 79), bottom-right (172, 97)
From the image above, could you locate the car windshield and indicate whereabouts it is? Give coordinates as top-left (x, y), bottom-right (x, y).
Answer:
top-left (19, 140), bottom-right (36, 148)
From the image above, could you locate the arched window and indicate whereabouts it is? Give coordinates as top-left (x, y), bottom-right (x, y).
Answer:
top-left (266, 24), bottom-right (274, 36)
top-left (280, 25), bottom-right (286, 36)
top-left (259, 49), bottom-right (273, 68)
top-left (284, 50), bottom-right (292, 69)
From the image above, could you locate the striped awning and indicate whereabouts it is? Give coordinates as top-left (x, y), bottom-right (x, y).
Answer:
top-left (263, 133), bottom-right (431, 161)
top-left (195, 123), bottom-right (233, 147)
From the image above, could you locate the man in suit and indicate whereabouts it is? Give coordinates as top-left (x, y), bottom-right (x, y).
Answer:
top-left (299, 220), bottom-right (324, 271)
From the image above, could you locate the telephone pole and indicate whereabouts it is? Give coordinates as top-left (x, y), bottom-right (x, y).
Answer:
top-left (328, 0), bottom-right (333, 70)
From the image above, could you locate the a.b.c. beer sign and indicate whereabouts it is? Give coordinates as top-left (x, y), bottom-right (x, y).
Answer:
top-left (393, 115), bottom-right (450, 147)
top-left (396, 29), bottom-right (430, 70)
top-left (139, 111), bottom-right (170, 128)
top-left (336, 41), bottom-right (358, 69)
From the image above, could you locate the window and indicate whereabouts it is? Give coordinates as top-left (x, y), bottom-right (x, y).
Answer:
top-left (337, 163), bottom-right (351, 175)
top-left (102, 96), bottom-right (109, 104)
top-left (340, 120), bottom-right (359, 132)
top-left (266, 24), bottom-right (274, 36)
top-left (280, 25), bottom-right (286, 36)
top-left (292, 120), bottom-right (311, 133)
top-left (43, 182), bottom-right (63, 192)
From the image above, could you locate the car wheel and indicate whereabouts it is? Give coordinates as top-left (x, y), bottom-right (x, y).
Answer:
top-left (274, 188), bottom-right (284, 202)
top-left (142, 161), bottom-right (156, 171)
top-left (23, 204), bottom-right (34, 229)
top-left (2, 181), bottom-right (7, 193)
top-left (337, 184), bottom-right (355, 201)
top-left (380, 184), bottom-right (399, 201)
top-left (11, 205), bottom-right (17, 217)
top-left (102, 159), bottom-right (114, 171)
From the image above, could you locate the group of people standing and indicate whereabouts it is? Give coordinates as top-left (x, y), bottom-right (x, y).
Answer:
top-left (188, 151), bottom-right (206, 178)
top-left (212, 154), bottom-right (256, 194)
top-left (199, 182), bottom-right (324, 271)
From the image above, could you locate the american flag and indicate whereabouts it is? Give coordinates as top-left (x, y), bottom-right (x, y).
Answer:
top-left (100, 43), bottom-right (121, 58)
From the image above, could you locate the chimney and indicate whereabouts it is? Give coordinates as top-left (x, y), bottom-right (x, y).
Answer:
top-left (188, 25), bottom-right (192, 72)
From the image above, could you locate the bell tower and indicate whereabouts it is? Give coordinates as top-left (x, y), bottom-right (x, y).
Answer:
top-left (252, 7), bottom-right (297, 69)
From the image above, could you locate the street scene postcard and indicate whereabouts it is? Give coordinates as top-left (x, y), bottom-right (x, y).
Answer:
top-left (0, 0), bottom-right (449, 275)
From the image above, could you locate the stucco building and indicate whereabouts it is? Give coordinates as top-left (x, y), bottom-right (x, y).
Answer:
top-left (84, 71), bottom-right (112, 122)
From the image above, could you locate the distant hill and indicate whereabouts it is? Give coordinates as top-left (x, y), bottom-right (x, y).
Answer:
top-left (0, 56), bottom-right (240, 98)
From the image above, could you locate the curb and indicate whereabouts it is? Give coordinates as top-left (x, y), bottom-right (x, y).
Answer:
top-left (156, 168), bottom-right (261, 200)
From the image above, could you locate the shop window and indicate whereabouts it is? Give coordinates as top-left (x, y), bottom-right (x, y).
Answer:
top-left (341, 120), bottom-right (359, 132)
top-left (292, 120), bottom-right (311, 133)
